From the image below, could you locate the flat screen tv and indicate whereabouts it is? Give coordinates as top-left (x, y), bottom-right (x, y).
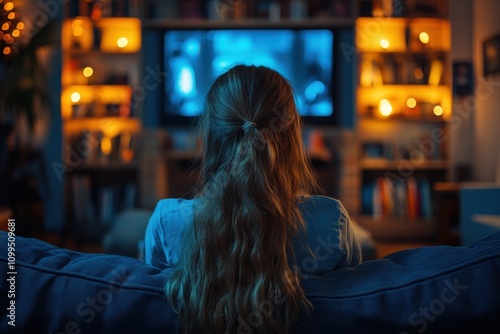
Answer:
top-left (161, 27), bottom-right (337, 127)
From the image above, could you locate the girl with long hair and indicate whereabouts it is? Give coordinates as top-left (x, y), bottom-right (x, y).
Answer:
top-left (145, 65), bottom-right (361, 333)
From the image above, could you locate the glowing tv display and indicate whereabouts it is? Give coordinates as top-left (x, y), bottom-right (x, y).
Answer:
top-left (163, 28), bottom-right (334, 124)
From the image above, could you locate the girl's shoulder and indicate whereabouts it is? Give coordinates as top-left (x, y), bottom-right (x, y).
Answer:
top-left (152, 198), bottom-right (197, 226)
top-left (299, 195), bottom-right (345, 216)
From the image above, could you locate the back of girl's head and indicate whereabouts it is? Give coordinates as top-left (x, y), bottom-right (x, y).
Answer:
top-left (167, 65), bottom-right (318, 334)
top-left (197, 64), bottom-right (315, 198)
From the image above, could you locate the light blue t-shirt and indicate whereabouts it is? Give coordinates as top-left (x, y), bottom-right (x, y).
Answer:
top-left (144, 195), bottom-right (362, 276)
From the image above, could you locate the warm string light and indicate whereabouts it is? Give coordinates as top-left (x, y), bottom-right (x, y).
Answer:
top-left (378, 99), bottom-right (393, 117)
top-left (83, 66), bottom-right (94, 77)
top-left (406, 97), bottom-right (417, 108)
top-left (433, 105), bottom-right (444, 116)
top-left (0, 0), bottom-right (24, 57)
top-left (380, 38), bottom-right (389, 49)
top-left (419, 32), bottom-right (430, 44)
top-left (71, 92), bottom-right (81, 103)
top-left (117, 37), bottom-right (128, 48)
top-left (4, 2), bottom-right (14, 12)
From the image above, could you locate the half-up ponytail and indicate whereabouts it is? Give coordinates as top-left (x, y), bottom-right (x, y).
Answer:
top-left (166, 65), bottom-right (319, 333)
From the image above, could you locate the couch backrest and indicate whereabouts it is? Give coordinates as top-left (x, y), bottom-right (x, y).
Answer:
top-left (1, 231), bottom-right (500, 334)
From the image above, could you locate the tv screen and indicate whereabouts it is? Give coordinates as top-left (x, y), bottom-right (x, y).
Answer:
top-left (163, 28), bottom-right (334, 125)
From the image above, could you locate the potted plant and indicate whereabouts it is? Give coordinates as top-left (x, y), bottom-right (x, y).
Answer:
top-left (0, 2), bottom-right (58, 236)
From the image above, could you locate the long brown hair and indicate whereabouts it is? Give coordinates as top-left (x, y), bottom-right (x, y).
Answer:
top-left (165, 65), bottom-right (319, 333)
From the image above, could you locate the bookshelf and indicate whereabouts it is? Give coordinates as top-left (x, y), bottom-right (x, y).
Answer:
top-left (355, 0), bottom-right (451, 240)
top-left (61, 1), bottom-right (142, 242)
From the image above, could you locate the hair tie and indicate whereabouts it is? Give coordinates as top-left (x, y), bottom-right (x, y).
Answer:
top-left (242, 121), bottom-right (257, 133)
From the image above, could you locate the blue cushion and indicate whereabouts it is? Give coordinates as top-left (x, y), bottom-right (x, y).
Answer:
top-left (1, 231), bottom-right (499, 333)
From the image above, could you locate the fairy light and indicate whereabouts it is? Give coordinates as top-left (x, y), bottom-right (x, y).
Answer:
top-left (419, 32), bottom-right (430, 44)
top-left (117, 37), bottom-right (128, 48)
top-left (378, 99), bottom-right (393, 117)
top-left (1, 0), bottom-right (25, 57)
top-left (433, 105), bottom-right (444, 116)
top-left (4, 2), bottom-right (14, 11)
top-left (380, 39), bottom-right (390, 49)
top-left (406, 97), bottom-right (417, 108)
top-left (83, 66), bottom-right (93, 77)
top-left (71, 92), bottom-right (81, 103)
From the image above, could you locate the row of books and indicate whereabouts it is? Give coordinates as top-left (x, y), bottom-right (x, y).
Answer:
top-left (72, 174), bottom-right (136, 227)
top-left (361, 176), bottom-right (433, 219)
top-left (360, 56), bottom-right (445, 87)
top-left (362, 135), bottom-right (446, 162)
top-left (142, 0), bottom-right (352, 21)
top-left (66, 0), bottom-right (137, 18)
top-left (67, 131), bottom-right (136, 165)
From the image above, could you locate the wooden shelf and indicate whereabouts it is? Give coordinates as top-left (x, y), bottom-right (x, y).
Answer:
top-left (355, 1), bottom-right (451, 243)
top-left (66, 50), bottom-right (140, 56)
top-left (143, 17), bottom-right (356, 29)
top-left (360, 159), bottom-right (448, 170)
top-left (355, 215), bottom-right (437, 240)
top-left (72, 161), bottom-right (139, 172)
top-left (359, 115), bottom-right (447, 124)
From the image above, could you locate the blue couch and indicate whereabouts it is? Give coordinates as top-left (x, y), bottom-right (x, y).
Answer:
top-left (1, 230), bottom-right (500, 333)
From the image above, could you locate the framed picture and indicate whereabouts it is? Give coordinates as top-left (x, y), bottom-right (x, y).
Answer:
top-left (483, 33), bottom-right (500, 76)
top-left (453, 62), bottom-right (474, 96)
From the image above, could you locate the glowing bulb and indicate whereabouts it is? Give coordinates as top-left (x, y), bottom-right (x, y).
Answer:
top-left (16, 22), bottom-right (24, 30)
top-left (72, 18), bottom-right (83, 28)
top-left (71, 92), bottom-right (81, 103)
top-left (433, 105), bottom-right (444, 116)
top-left (2, 23), bottom-right (9, 31)
top-left (406, 98), bottom-right (417, 108)
top-left (379, 99), bottom-right (393, 117)
top-left (117, 37), bottom-right (128, 48)
top-left (11, 29), bottom-right (19, 37)
top-left (4, 2), bottom-right (14, 11)
top-left (101, 137), bottom-right (112, 155)
top-left (419, 32), bottom-right (430, 44)
top-left (72, 19), bottom-right (84, 37)
top-left (380, 39), bottom-right (390, 49)
top-left (83, 66), bottom-right (93, 77)
top-left (3, 46), bottom-right (10, 55)
top-left (8, 12), bottom-right (15, 19)
top-left (73, 27), bottom-right (83, 37)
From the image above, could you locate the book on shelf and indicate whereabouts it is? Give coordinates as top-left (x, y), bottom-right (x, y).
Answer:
top-left (98, 186), bottom-right (115, 226)
top-left (72, 176), bottom-right (137, 229)
top-left (72, 174), bottom-right (97, 226)
top-left (97, 182), bottom-right (137, 226)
